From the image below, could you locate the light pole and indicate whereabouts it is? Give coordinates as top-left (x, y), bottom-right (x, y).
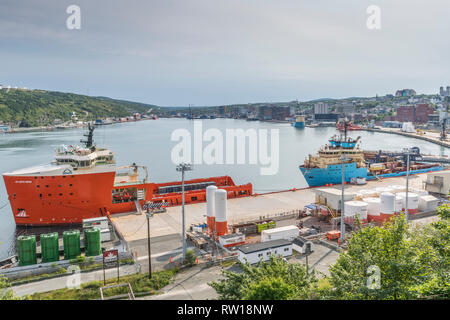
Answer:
top-left (340, 154), bottom-right (350, 242)
top-left (146, 207), bottom-right (152, 279)
top-left (403, 148), bottom-right (413, 222)
top-left (176, 163), bottom-right (192, 261)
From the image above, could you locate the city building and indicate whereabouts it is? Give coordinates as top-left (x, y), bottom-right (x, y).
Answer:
top-left (439, 86), bottom-right (450, 97)
top-left (395, 105), bottom-right (415, 122)
top-left (395, 89), bottom-right (416, 97)
top-left (395, 104), bottom-right (433, 123)
top-left (314, 102), bottom-right (329, 114)
top-left (415, 103), bottom-right (434, 123)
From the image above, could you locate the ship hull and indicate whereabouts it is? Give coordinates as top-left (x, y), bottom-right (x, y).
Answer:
top-left (299, 163), bottom-right (367, 187)
top-left (293, 122), bottom-right (305, 128)
top-left (300, 164), bottom-right (444, 187)
top-left (3, 173), bottom-right (252, 226)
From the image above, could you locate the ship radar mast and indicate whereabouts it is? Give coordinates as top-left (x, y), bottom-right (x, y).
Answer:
top-left (80, 123), bottom-right (95, 148)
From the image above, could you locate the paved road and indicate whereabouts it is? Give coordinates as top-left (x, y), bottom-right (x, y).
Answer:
top-left (12, 264), bottom-right (139, 297)
top-left (141, 265), bottom-right (223, 300)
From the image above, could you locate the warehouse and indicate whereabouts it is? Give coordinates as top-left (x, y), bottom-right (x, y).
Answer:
top-left (237, 239), bottom-right (292, 264)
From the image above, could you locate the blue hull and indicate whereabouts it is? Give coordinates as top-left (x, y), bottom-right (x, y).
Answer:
top-left (293, 122), bottom-right (305, 128)
top-left (300, 164), bottom-right (444, 187)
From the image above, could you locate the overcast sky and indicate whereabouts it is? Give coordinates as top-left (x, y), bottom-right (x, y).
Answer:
top-left (0, 0), bottom-right (449, 106)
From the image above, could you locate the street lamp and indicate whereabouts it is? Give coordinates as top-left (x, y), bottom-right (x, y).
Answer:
top-left (176, 163), bottom-right (193, 261)
top-left (340, 154), bottom-right (350, 242)
top-left (145, 207), bottom-right (153, 279)
top-left (403, 148), bottom-right (414, 222)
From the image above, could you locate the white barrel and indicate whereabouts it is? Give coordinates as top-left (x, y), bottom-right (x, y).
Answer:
top-left (396, 192), bottom-right (419, 210)
top-left (380, 192), bottom-right (395, 214)
top-left (206, 185), bottom-right (218, 218)
top-left (358, 189), bottom-right (378, 197)
top-left (214, 189), bottom-right (227, 223)
top-left (363, 197), bottom-right (380, 216)
top-left (344, 201), bottom-right (368, 220)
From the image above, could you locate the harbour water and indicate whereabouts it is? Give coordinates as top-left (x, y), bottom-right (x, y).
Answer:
top-left (0, 118), bottom-right (448, 259)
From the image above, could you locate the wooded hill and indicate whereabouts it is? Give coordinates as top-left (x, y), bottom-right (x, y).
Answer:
top-left (0, 89), bottom-right (158, 127)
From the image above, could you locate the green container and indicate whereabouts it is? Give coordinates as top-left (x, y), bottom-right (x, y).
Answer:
top-left (17, 235), bottom-right (37, 266)
top-left (267, 221), bottom-right (276, 229)
top-left (84, 228), bottom-right (102, 257)
top-left (257, 223), bottom-right (269, 233)
top-left (63, 230), bottom-right (81, 260)
top-left (41, 232), bottom-right (59, 263)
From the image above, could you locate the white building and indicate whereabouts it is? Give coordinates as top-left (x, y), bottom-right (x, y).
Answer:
top-left (425, 171), bottom-right (450, 196)
top-left (261, 225), bottom-right (299, 242)
top-left (314, 102), bottom-right (329, 114)
top-left (292, 237), bottom-right (315, 254)
top-left (237, 239), bottom-right (292, 264)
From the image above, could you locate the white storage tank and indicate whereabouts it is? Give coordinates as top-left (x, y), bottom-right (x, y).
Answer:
top-left (363, 197), bottom-right (380, 222)
top-left (344, 201), bottom-right (368, 224)
top-left (214, 189), bottom-right (228, 236)
top-left (380, 192), bottom-right (395, 222)
top-left (396, 192), bottom-right (419, 214)
top-left (418, 195), bottom-right (439, 212)
top-left (206, 185), bottom-right (218, 235)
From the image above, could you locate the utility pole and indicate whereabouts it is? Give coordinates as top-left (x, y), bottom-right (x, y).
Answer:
top-left (176, 163), bottom-right (192, 261)
top-left (404, 149), bottom-right (412, 222)
top-left (146, 207), bottom-right (152, 279)
top-left (340, 154), bottom-right (349, 242)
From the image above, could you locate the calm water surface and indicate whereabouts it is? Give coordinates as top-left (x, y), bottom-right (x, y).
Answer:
top-left (0, 119), bottom-right (447, 258)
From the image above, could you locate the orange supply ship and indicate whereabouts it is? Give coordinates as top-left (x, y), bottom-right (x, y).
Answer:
top-left (2, 125), bottom-right (252, 226)
top-left (336, 121), bottom-right (362, 131)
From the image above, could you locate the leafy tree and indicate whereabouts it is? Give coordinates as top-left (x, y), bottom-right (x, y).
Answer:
top-left (0, 274), bottom-right (20, 300)
top-left (184, 249), bottom-right (197, 267)
top-left (327, 214), bottom-right (436, 300)
top-left (209, 256), bottom-right (317, 300)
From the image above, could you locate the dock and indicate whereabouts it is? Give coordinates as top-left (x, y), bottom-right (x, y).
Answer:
top-left (364, 127), bottom-right (450, 148)
top-left (110, 173), bottom-right (431, 245)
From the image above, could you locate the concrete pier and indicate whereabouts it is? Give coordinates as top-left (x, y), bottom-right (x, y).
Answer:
top-left (111, 173), bottom-right (431, 244)
top-left (365, 127), bottom-right (450, 148)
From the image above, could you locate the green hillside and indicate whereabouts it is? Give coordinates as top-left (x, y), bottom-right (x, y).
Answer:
top-left (0, 89), bottom-right (158, 127)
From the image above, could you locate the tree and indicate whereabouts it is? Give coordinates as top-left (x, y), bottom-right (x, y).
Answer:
top-left (209, 256), bottom-right (317, 300)
top-left (328, 214), bottom-right (437, 299)
top-left (184, 249), bottom-right (197, 267)
top-left (410, 205), bottom-right (450, 299)
top-left (0, 274), bottom-right (20, 300)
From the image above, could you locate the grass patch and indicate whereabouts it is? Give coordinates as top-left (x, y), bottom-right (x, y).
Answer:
top-left (29, 269), bottom-right (178, 300)
top-left (220, 260), bottom-right (236, 268)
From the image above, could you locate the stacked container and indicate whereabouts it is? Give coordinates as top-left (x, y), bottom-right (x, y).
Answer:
top-left (63, 230), bottom-right (81, 260)
top-left (363, 197), bottom-right (381, 222)
top-left (84, 227), bottom-right (102, 256)
top-left (40, 232), bottom-right (59, 263)
top-left (17, 235), bottom-right (37, 266)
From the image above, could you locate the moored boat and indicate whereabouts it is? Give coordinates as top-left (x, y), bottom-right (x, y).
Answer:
top-left (2, 125), bottom-right (252, 226)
